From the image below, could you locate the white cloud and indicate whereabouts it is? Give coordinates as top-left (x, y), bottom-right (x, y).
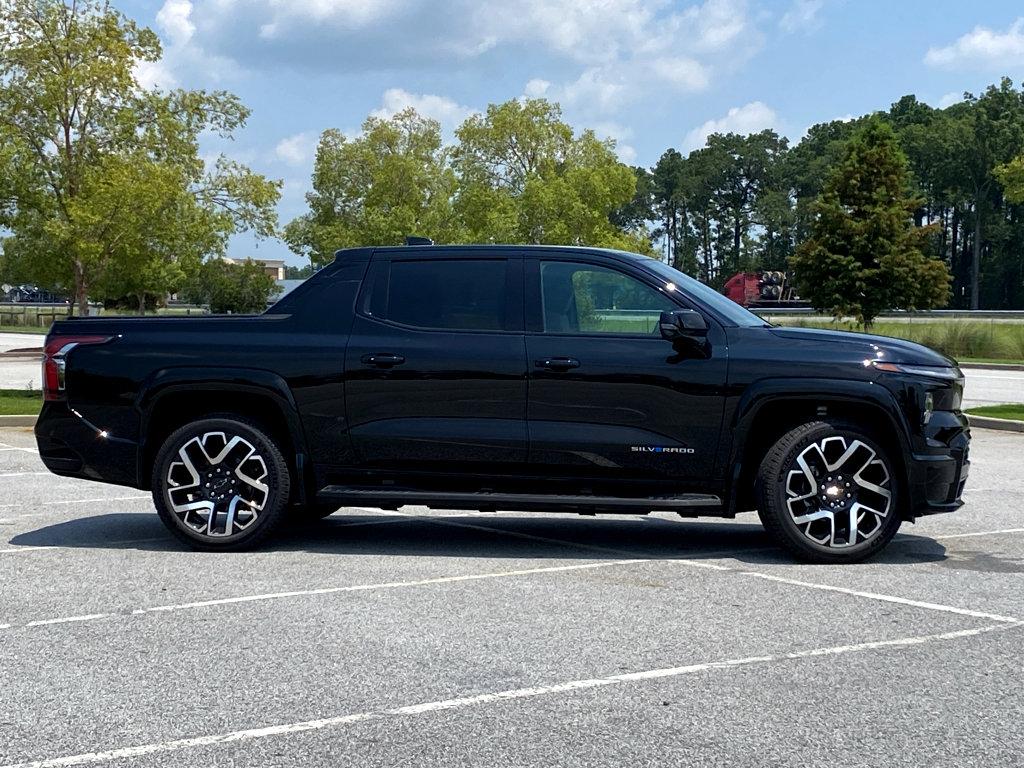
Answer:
top-left (683, 0), bottom-right (751, 52)
top-left (156, 0), bottom-right (195, 46)
top-left (648, 57), bottom-right (710, 92)
top-left (256, 0), bottom-right (403, 39)
top-left (370, 89), bottom-right (478, 133)
top-left (938, 91), bottom-right (963, 109)
top-left (134, 58), bottom-right (177, 90)
top-left (523, 78), bottom-right (551, 98)
top-left (558, 68), bottom-right (630, 113)
top-left (174, 0), bottom-right (761, 117)
top-left (591, 121), bottom-right (637, 164)
top-left (684, 101), bottom-right (779, 151)
top-left (925, 18), bottom-right (1024, 69)
top-left (141, 0), bottom-right (242, 89)
top-left (779, 0), bottom-right (823, 34)
top-left (274, 132), bottom-right (317, 166)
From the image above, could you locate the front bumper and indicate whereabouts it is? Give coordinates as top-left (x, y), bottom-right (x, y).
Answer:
top-left (906, 411), bottom-right (970, 517)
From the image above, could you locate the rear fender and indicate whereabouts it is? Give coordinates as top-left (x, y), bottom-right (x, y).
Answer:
top-left (136, 368), bottom-right (310, 502)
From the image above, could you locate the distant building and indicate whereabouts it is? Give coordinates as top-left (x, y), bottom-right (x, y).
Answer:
top-left (222, 256), bottom-right (287, 281)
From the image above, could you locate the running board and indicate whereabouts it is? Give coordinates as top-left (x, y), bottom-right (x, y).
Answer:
top-left (317, 486), bottom-right (722, 514)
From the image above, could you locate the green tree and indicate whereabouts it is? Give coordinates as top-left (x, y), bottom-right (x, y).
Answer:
top-left (453, 99), bottom-right (645, 251)
top-left (0, 0), bottom-right (279, 314)
top-left (284, 264), bottom-right (315, 279)
top-left (789, 120), bottom-right (949, 326)
top-left (995, 154), bottom-right (1024, 203)
top-left (185, 259), bottom-right (277, 314)
top-left (284, 109), bottom-right (459, 266)
top-left (950, 79), bottom-right (1024, 308)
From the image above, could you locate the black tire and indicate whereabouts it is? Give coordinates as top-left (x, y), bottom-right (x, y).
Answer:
top-left (152, 417), bottom-right (291, 551)
top-left (755, 420), bottom-right (901, 564)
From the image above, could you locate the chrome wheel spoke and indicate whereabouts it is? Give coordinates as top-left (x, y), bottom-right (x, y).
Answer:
top-left (783, 435), bottom-right (892, 550)
top-left (166, 431), bottom-right (269, 538)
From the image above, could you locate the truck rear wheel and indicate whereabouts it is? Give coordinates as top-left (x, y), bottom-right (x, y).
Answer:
top-left (152, 417), bottom-right (291, 551)
top-left (755, 420), bottom-right (901, 563)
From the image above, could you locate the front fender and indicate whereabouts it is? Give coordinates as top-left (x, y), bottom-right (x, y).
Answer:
top-left (722, 377), bottom-right (914, 513)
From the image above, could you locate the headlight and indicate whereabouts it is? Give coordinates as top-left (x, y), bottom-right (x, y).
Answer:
top-left (871, 361), bottom-right (960, 380)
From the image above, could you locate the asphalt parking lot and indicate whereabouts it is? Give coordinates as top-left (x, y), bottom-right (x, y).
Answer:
top-left (1, 425), bottom-right (1023, 767)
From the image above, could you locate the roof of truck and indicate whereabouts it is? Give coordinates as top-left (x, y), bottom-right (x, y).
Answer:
top-left (333, 244), bottom-right (646, 261)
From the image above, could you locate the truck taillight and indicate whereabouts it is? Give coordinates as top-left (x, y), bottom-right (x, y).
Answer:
top-left (42, 335), bottom-right (112, 401)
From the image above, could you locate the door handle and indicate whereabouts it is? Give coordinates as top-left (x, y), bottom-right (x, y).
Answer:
top-left (361, 353), bottom-right (406, 368)
top-left (535, 357), bottom-right (580, 371)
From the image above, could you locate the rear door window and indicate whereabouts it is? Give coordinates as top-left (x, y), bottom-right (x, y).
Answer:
top-left (387, 259), bottom-right (508, 331)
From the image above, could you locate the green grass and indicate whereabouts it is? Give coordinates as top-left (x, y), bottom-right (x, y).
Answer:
top-left (0, 389), bottom-right (42, 415)
top-left (769, 318), bottom-right (1024, 362)
top-left (0, 307), bottom-right (209, 334)
top-left (965, 403), bottom-right (1024, 421)
top-left (0, 325), bottom-right (49, 334)
top-left (958, 357), bottom-right (1024, 366)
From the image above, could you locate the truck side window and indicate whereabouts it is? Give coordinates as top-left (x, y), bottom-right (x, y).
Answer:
top-left (388, 259), bottom-right (507, 331)
top-left (539, 261), bottom-right (675, 335)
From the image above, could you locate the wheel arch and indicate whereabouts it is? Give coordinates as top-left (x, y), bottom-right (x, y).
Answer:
top-left (136, 368), bottom-right (311, 503)
top-left (725, 379), bottom-right (913, 517)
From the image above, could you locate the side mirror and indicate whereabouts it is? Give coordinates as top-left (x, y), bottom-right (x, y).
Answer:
top-left (659, 309), bottom-right (708, 342)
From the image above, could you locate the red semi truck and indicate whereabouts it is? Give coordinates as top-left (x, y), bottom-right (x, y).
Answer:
top-left (723, 271), bottom-right (807, 308)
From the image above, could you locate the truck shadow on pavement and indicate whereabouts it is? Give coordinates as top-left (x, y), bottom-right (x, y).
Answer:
top-left (8, 511), bottom-right (949, 565)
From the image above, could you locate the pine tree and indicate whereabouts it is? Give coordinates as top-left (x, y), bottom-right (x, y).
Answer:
top-left (789, 119), bottom-right (949, 326)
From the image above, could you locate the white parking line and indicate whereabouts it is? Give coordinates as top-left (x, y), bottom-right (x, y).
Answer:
top-left (9, 621), bottom-right (1018, 769)
top-left (420, 517), bottom-right (1020, 623)
top-left (934, 527), bottom-right (1024, 540)
top-left (0, 560), bottom-right (647, 630)
top-left (0, 495), bottom-right (150, 510)
top-left (131, 559), bottom-right (647, 615)
top-left (4, 515), bottom-right (1023, 628)
top-left (24, 614), bottom-right (109, 628)
top-left (0, 447), bottom-right (38, 454)
top-left (733, 570), bottom-right (1019, 624)
top-left (0, 472), bottom-right (49, 478)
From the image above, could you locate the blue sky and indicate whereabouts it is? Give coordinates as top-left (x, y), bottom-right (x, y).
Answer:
top-left (118, 0), bottom-right (1024, 266)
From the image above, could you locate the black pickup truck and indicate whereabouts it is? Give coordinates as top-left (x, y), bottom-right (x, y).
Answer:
top-left (35, 244), bottom-right (970, 562)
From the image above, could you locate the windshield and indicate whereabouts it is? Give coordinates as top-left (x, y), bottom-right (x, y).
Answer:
top-left (631, 256), bottom-right (769, 327)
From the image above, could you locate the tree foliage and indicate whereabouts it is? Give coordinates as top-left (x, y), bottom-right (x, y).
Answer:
top-left (285, 99), bottom-right (647, 263)
top-left (0, 0), bottom-right (280, 314)
top-left (184, 259), bottom-right (277, 315)
top-left (789, 120), bottom-right (949, 325)
top-left (283, 109), bottom-right (459, 267)
top-left (454, 99), bottom-right (646, 251)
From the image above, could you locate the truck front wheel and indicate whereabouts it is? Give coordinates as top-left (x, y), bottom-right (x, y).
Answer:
top-left (152, 417), bottom-right (291, 551)
top-left (755, 420), bottom-right (901, 563)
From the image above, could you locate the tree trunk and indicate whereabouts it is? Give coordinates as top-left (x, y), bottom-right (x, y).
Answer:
top-left (138, 293), bottom-right (146, 314)
top-left (949, 208), bottom-right (959, 304)
top-left (73, 260), bottom-right (88, 317)
top-left (970, 200), bottom-right (982, 310)
top-left (733, 213), bottom-right (742, 272)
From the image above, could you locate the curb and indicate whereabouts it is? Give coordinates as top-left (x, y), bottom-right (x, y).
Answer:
top-left (960, 362), bottom-right (1024, 371)
top-left (0, 349), bottom-right (41, 359)
top-left (0, 415), bottom-right (37, 428)
top-left (967, 414), bottom-right (1024, 433)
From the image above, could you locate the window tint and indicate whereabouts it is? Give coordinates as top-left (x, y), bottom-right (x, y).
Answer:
top-left (387, 259), bottom-right (507, 331)
top-left (540, 261), bottom-right (676, 335)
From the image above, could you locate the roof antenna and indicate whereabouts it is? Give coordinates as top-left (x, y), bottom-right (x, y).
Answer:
top-left (405, 236), bottom-right (434, 246)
